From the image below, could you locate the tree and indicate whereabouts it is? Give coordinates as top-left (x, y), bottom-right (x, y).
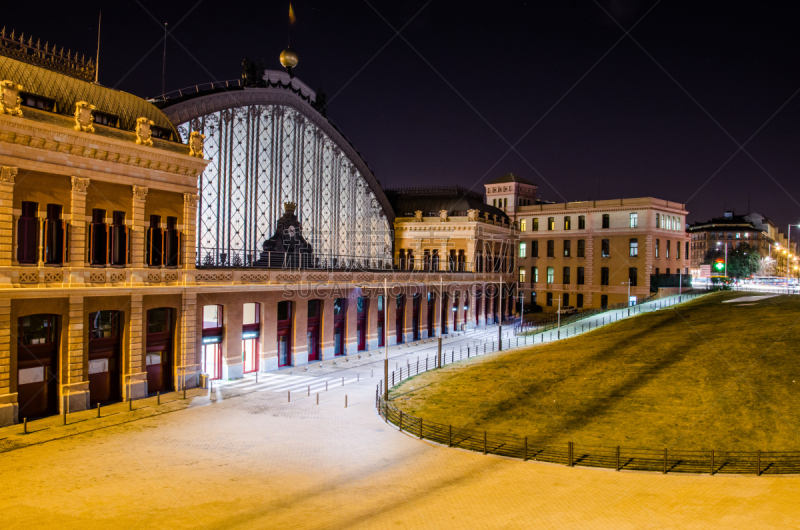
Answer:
top-left (702, 243), bottom-right (760, 279)
top-left (757, 257), bottom-right (776, 277)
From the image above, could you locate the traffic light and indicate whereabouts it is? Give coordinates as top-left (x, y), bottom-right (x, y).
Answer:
top-left (714, 258), bottom-right (725, 272)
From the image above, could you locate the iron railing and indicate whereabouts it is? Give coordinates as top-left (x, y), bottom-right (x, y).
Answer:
top-left (373, 293), bottom-right (800, 475)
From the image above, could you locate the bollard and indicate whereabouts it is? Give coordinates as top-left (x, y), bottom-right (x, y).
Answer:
top-left (23, 417), bottom-right (27, 435)
top-left (62, 409), bottom-right (67, 426)
top-left (157, 391), bottom-right (161, 406)
top-left (288, 390), bottom-right (291, 402)
top-left (326, 381), bottom-right (328, 391)
top-left (308, 385), bottom-right (310, 396)
top-left (129, 398), bottom-right (133, 412)
top-left (183, 386), bottom-right (187, 400)
top-left (317, 393), bottom-right (319, 405)
top-left (97, 403), bottom-right (101, 419)
top-left (345, 395), bottom-right (348, 408)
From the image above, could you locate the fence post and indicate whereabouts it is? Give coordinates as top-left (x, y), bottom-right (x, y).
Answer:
top-left (419, 418), bottom-right (423, 439)
top-left (449, 425), bottom-right (452, 447)
top-left (616, 446), bottom-right (620, 471)
top-left (568, 441), bottom-right (573, 466)
top-left (484, 431), bottom-right (487, 454)
top-left (438, 337), bottom-right (442, 367)
top-left (399, 410), bottom-right (403, 432)
top-left (757, 450), bottom-right (761, 476)
top-left (663, 448), bottom-right (668, 474)
top-left (23, 417), bottom-right (27, 434)
top-left (710, 449), bottom-right (714, 475)
top-left (524, 437), bottom-right (528, 461)
top-left (97, 403), bottom-right (101, 418)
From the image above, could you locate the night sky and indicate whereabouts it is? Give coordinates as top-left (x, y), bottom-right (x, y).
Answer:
top-left (6, 1), bottom-right (800, 229)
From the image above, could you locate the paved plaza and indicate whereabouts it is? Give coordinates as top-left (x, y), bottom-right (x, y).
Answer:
top-left (2, 303), bottom-right (799, 529)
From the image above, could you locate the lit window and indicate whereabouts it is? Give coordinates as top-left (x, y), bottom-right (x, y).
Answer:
top-left (547, 266), bottom-right (554, 284)
top-left (520, 219), bottom-right (527, 231)
top-left (548, 217), bottom-right (555, 230)
top-left (519, 242), bottom-right (527, 258)
top-left (630, 238), bottom-right (638, 257)
top-left (564, 216), bottom-right (571, 230)
top-left (519, 267), bottom-right (526, 283)
top-left (601, 239), bottom-right (610, 258)
top-left (533, 266), bottom-right (538, 283)
top-left (630, 213), bottom-right (638, 228)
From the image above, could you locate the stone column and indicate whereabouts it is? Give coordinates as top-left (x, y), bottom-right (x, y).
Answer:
top-left (0, 166), bottom-right (17, 268)
top-left (321, 297), bottom-right (335, 360)
top-left (0, 297), bottom-right (14, 426)
top-left (64, 296), bottom-right (89, 413)
top-left (222, 302), bottom-right (243, 380)
top-left (126, 294), bottom-right (147, 399)
top-left (260, 294), bottom-right (278, 372)
top-left (69, 177), bottom-right (90, 275)
top-left (467, 284), bottom-right (477, 329)
top-left (180, 291), bottom-right (198, 388)
top-left (386, 292), bottom-right (397, 346)
top-left (292, 298), bottom-right (309, 366)
top-left (182, 193), bottom-right (198, 270)
top-left (131, 186), bottom-right (147, 269)
top-left (345, 292), bottom-right (358, 355)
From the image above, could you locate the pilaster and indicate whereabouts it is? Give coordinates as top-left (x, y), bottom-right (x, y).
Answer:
top-left (64, 295), bottom-right (89, 413)
top-left (126, 294), bottom-right (147, 399)
top-left (0, 166), bottom-right (17, 267)
top-left (222, 301), bottom-right (243, 380)
top-left (0, 298), bottom-right (15, 426)
top-left (367, 293), bottom-right (379, 350)
top-left (321, 297), bottom-right (335, 360)
top-left (131, 186), bottom-right (148, 269)
top-left (69, 177), bottom-right (90, 273)
top-left (292, 298), bottom-right (309, 366)
top-left (181, 291), bottom-right (198, 387)
top-left (345, 294), bottom-right (358, 355)
top-left (183, 193), bottom-right (198, 270)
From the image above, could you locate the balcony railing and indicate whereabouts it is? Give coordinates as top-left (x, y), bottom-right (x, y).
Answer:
top-left (196, 248), bottom-right (514, 274)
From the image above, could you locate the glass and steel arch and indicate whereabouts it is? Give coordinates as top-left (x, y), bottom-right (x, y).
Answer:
top-left (159, 79), bottom-right (394, 268)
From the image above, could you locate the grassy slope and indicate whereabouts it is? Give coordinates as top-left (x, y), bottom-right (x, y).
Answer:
top-left (392, 292), bottom-right (800, 451)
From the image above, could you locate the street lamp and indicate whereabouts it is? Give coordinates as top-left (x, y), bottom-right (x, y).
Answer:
top-left (787, 224), bottom-right (800, 289)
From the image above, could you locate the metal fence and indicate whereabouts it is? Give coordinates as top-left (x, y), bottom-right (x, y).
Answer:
top-left (374, 293), bottom-right (800, 475)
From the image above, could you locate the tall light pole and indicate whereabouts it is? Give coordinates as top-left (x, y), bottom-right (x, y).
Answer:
top-left (787, 224), bottom-right (800, 289)
top-left (384, 277), bottom-right (389, 400)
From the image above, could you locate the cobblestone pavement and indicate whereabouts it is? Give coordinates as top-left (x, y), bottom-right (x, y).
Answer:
top-left (2, 306), bottom-right (799, 528)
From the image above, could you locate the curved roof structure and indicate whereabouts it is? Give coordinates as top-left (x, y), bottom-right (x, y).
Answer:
top-left (157, 71), bottom-right (394, 264)
top-left (0, 56), bottom-right (178, 136)
top-left (157, 77), bottom-right (393, 223)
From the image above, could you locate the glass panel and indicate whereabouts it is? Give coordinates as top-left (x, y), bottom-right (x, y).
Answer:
top-left (278, 336), bottom-right (290, 366)
top-left (90, 311), bottom-right (118, 339)
top-left (277, 301), bottom-right (291, 322)
top-left (147, 308), bottom-right (171, 334)
top-left (203, 305), bottom-right (222, 329)
top-left (243, 303), bottom-right (259, 325)
top-left (19, 315), bottom-right (56, 345)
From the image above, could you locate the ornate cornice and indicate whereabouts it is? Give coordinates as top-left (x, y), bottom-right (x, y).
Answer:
top-left (0, 114), bottom-right (208, 182)
top-left (71, 176), bottom-right (90, 193)
top-left (0, 165), bottom-right (17, 183)
top-left (132, 185), bottom-right (148, 201)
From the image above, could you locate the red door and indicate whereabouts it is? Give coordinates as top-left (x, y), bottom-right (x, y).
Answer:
top-left (146, 308), bottom-right (174, 394)
top-left (17, 314), bottom-right (59, 419)
top-left (277, 302), bottom-right (292, 367)
top-left (396, 295), bottom-right (405, 344)
top-left (88, 311), bottom-right (122, 405)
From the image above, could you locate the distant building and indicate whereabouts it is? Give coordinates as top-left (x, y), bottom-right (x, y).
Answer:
top-left (687, 211), bottom-right (795, 275)
top-left (513, 198), bottom-right (690, 312)
top-left (483, 173), bottom-right (538, 221)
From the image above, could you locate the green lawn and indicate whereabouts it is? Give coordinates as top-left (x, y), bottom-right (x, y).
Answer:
top-left (392, 292), bottom-right (800, 451)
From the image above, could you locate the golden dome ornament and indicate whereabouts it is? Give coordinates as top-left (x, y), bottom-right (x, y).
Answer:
top-left (280, 48), bottom-right (299, 69)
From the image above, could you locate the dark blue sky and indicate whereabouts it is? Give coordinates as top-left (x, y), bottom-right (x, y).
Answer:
top-left (7, 1), bottom-right (800, 229)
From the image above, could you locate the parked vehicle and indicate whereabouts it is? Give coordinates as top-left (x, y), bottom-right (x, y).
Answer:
top-left (558, 306), bottom-right (578, 316)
